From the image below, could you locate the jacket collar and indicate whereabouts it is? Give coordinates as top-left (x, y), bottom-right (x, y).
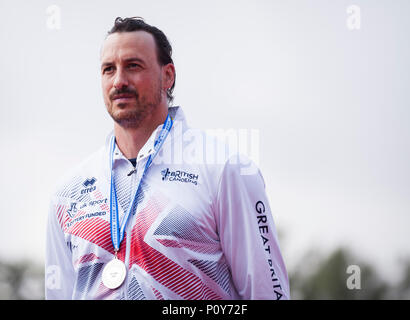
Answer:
top-left (103, 105), bottom-right (187, 171)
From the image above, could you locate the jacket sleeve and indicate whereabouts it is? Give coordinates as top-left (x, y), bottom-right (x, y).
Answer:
top-left (215, 155), bottom-right (290, 300)
top-left (45, 195), bottom-right (75, 299)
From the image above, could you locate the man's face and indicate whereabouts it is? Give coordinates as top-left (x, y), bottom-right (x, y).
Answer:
top-left (100, 31), bottom-right (165, 128)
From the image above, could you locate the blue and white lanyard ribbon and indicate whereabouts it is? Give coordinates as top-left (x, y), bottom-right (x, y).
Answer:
top-left (109, 114), bottom-right (173, 255)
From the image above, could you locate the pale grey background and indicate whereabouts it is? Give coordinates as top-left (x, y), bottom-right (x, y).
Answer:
top-left (0, 0), bottom-right (409, 284)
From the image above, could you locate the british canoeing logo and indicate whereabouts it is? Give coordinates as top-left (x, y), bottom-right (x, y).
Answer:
top-left (161, 168), bottom-right (199, 185)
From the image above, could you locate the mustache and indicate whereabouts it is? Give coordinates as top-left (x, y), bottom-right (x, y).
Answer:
top-left (109, 87), bottom-right (138, 100)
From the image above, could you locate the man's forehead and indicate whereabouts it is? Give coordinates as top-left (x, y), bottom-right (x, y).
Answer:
top-left (100, 30), bottom-right (156, 62)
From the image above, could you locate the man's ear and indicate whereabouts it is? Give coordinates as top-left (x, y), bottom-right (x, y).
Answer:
top-left (162, 63), bottom-right (175, 90)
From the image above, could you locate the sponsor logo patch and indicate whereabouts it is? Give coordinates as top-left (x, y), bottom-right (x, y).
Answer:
top-left (161, 168), bottom-right (199, 185)
top-left (81, 177), bottom-right (97, 194)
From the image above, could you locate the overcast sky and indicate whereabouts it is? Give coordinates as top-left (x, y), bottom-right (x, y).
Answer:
top-left (1, 0), bottom-right (409, 283)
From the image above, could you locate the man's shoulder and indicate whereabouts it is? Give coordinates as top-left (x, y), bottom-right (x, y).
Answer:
top-left (172, 106), bottom-right (259, 175)
top-left (51, 145), bottom-right (107, 199)
top-left (169, 125), bottom-right (261, 188)
top-left (182, 126), bottom-right (259, 174)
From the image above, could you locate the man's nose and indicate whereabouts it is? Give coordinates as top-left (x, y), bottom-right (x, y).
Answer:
top-left (113, 68), bottom-right (129, 89)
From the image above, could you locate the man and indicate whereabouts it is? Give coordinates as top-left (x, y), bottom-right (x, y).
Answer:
top-left (45, 17), bottom-right (290, 300)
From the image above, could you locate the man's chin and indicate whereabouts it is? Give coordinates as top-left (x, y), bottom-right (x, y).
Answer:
top-left (111, 111), bottom-right (145, 128)
top-left (107, 99), bottom-right (159, 128)
top-left (113, 100), bottom-right (136, 109)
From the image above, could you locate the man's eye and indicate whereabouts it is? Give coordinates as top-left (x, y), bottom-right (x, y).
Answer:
top-left (103, 66), bottom-right (114, 74)
top-left (128, 63), bottom-right (140, 69)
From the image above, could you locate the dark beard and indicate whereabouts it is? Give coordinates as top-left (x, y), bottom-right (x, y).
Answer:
top-left (107, 85), bottom-right (162, 129)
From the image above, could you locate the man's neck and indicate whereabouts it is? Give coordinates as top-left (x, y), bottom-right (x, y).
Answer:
top-left (114, 107), bottom-right (168, 159)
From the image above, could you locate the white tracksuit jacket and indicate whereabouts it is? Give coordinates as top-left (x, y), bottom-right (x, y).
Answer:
top-left (45, 106), bottom-right (290, 300)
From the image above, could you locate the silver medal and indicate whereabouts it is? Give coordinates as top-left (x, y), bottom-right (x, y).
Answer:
top-left (102, 258), bottom-right (126, 289)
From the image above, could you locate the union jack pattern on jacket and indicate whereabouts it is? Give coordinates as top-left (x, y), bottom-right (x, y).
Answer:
top-left (45, 106), bottom-right (290, 300)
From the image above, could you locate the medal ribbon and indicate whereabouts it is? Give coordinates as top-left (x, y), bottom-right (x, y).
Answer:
top-left (109, 114), bottom-right (173, 254)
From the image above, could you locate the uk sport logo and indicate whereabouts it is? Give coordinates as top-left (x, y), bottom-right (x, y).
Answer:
top-left (67, 202), bottom-right (78, 218)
